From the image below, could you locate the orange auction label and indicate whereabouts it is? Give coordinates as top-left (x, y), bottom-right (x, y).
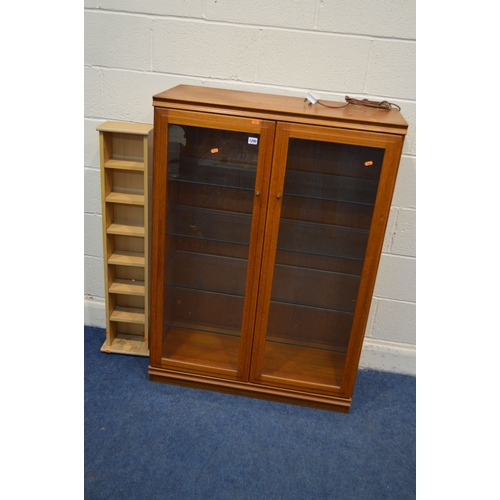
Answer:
top-left (211, 148), bottom-right (219, 154)
top-left (364, 161), bottom-right (373, 166)
top-left (252, 120), bottom-right (260, 125)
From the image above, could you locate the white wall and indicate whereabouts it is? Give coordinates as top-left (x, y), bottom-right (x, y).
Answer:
top-left (84, 0), bottom-right (416, 375)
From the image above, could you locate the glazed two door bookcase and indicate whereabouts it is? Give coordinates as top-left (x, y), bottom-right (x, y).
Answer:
top-left (148, 85), bottom-right (407, 412)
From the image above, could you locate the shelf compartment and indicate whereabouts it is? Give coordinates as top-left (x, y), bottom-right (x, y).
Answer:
top-left (286, 138), bottom-right (385, 182)
top-left (162, 323), bottom-right (240, 373)
top-left (266, 300), bottom-right (353, 350)
top-left (102, 130), bottom-right (146, 163)
top-left (163, 286), bottom-right (245, 333)
top-left (284, 169), bottom-right (379, 206)
top-left (112, 292), bottom-right (144, 309)
top-left (105, 168), bottom-right (144, 195)
top-left (198, 136), bottom-right (259, 167)
top-left (101, 335), bottom-right (149, 356)
top-left (110, 266), bottom-right (145, 287)
top-left (270, 264), bottom-right (360, 312)
top-left (109, 234), bottom-right (144, 256)
top-left (174, 182), bottom-right (255, 216)
top-left (168, 157), bottom-right (256, 191)
top-left (280, 194), bottom-right (375, 230)
top-left (260, 341), bottom-right (346, 391)
top-left (107, 203), bottom-right (145, 228)
top-left (168, 235), bottom-right (250, 261)
top-left (101, 321), bottom-right (148, 357)
top-left (274, 248), bottom-right (364, 276)
top-left (166, 206), bottom-right (252, 247)
top-left (277, 219), bottom-right (369, 262)
top-left (165, 251), bottom-right (247, 297)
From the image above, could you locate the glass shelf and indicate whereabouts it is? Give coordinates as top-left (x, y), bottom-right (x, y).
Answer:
top-left (266, 299), bottom-right (353, 346)
top-left (270, 264), bottom-right (360, 313)
top-left (283, 169), bottom-right (379, 206)
top-left (165, 206), bottom-right (371, 264)
top-left (164, 251), bottom-right (247, 297)
top-left (163, 321), bottom-right (242, 339)
top-left (279, 195), bottom-right (375, 231)
top-left (166, 206), bottom-right (252, 247)
top-left (162, 285), bottom-right (245, 342)
top-left (167, 158), bottom-right (256, 192)
top-left (286, 138), bottom-right (385, 181)
top-left (276, 218), bottom-right (369, 262)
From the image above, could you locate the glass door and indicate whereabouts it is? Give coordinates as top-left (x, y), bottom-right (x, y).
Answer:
top-left (150, 109), bottom-right (275, 380)
top-left (250, 122), bottom-right (401, 395)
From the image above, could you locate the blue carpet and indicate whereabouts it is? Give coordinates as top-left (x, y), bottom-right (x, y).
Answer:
top-left (85, 326), bottom-right (415, 500)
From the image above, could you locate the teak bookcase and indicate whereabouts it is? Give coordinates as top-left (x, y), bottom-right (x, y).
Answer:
top-left (97, 121), bottom-right (153, 356)
top-left (148, 85), bottom-right (407, 412)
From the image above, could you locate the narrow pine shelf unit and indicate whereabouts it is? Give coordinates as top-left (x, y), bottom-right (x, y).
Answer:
top-left (96, 121), bottom-right (153, 356)
top-left (148, 85), bottom-right (407, 411)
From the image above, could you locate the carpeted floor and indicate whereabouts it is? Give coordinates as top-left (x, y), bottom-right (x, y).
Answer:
top-left (84, 325), bottom-right (415, 500)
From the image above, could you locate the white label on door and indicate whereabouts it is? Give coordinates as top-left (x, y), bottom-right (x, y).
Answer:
top-left (248, 137), bottom-right (258, 145)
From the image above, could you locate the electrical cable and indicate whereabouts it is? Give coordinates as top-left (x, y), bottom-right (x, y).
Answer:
top-left (309, 95), bottom-right (401, 111)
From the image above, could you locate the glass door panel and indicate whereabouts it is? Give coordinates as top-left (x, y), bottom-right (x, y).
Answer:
top-left (162, 123), bottom-right (261, 373)
top-left (260, 136), bottom-right (385, 390)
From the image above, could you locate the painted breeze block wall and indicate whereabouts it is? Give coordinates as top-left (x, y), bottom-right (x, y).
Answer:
top-left (84, 0), bottom-right (416, 375)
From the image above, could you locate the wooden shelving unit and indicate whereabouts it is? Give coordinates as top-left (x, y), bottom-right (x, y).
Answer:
top-left (96, 121), bottom-right (153, 356)
top-left (148, 85), bottom-right (408, 411)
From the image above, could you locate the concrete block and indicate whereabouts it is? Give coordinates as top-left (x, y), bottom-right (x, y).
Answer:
top-left (392, 156), bottom-right (416, 209)
top-left (400, 101), bottom-right (415, 155)
top-left (257, 30), bottom-right (371, 92)
top-left (409, 126), bottom-right (416, 155)
top-left (84, 67), bottom-right (102, 118)
top-left (382, 207), bottom-right (398, 253)
top-left (153, 19), bottom-right (259, 81)
top-left (205, 0), bottom-right (316, 29)
top-left (100, 0), bottom-right (204, 17)
top-left (366, 40), bottom-right (416, 100)
top-left (84, 168), bottom-right (102, 215)
top-left (371, 298), bottom-right (416, 344)
top-left (84, 11), bottom-right (152, 70)
top-left (390, 209), bottom-right (416, 257)
top-left (198, 79), bottom-right (307, 98)
top-left (84, 214), bottom-right (103, 258)
top-left (102, 69), bottom-right (195, 123)
top-left (365, 297), bottom-right (378, 338)
top-left (317, 0), bottom-right (415, 39)
top-left (84, 119), bottom-right (101, 168)
top-left (374, 254), bottom-right (415, 302)
top-left (84, 255), bottom-right (105, 298)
